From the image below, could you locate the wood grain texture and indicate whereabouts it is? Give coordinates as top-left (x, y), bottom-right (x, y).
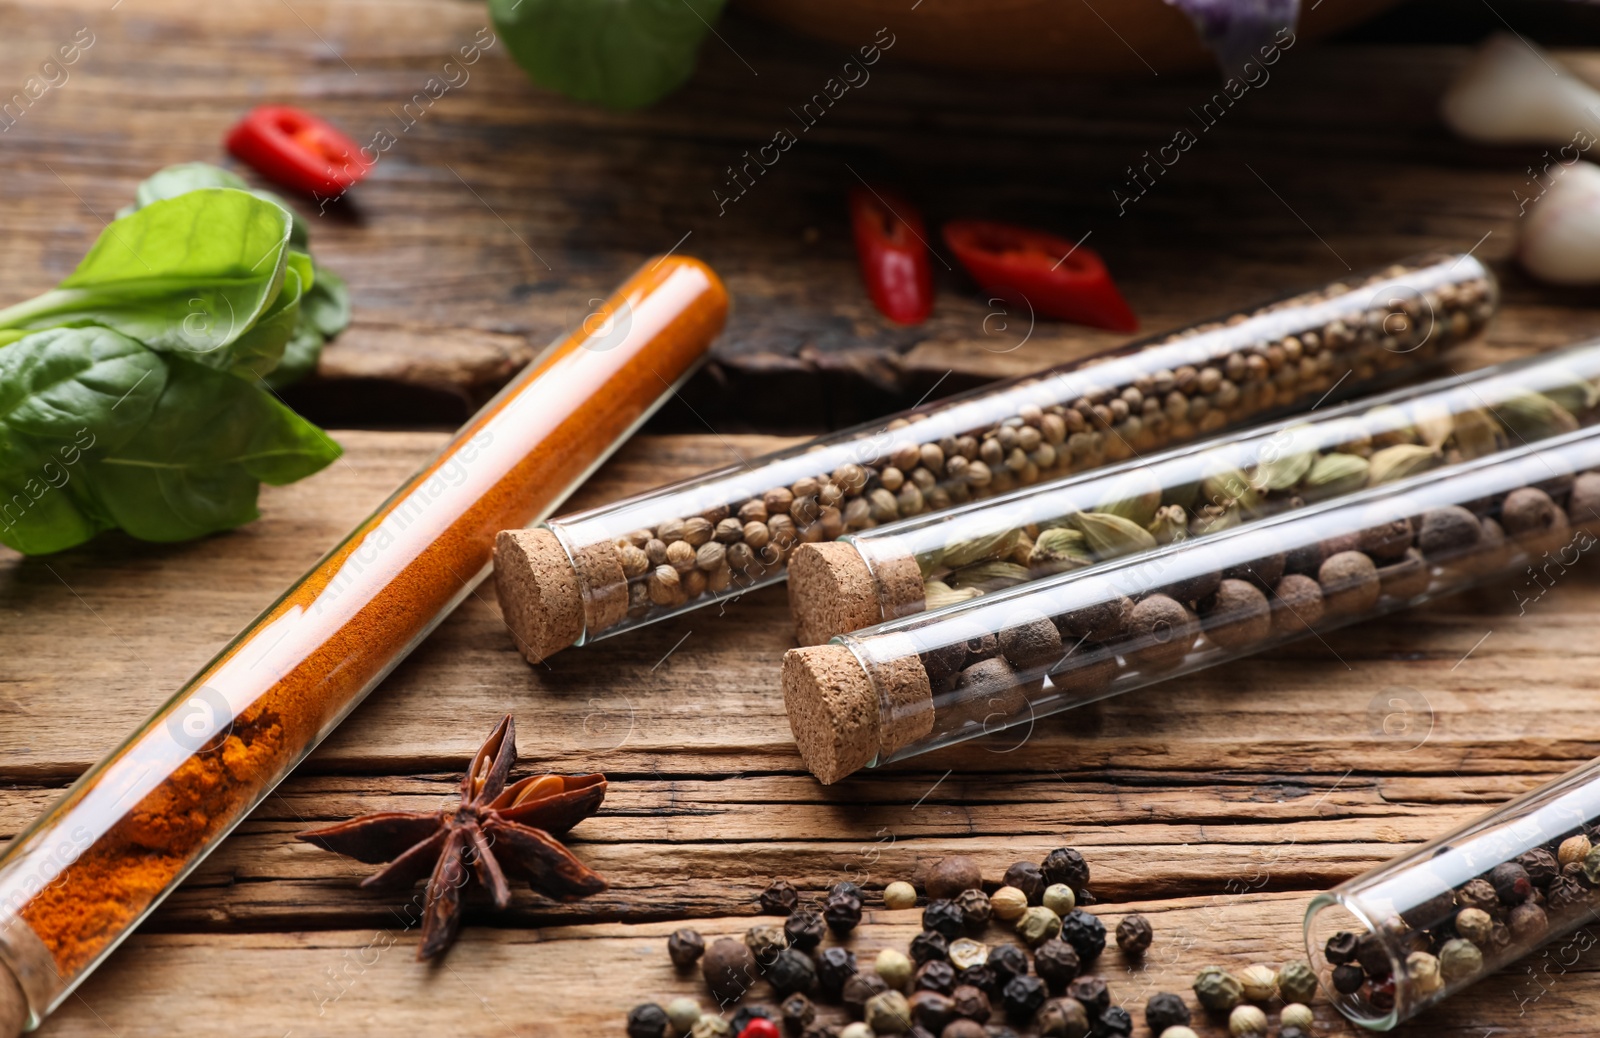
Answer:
top-left (0, 0), bottom-right (1597, 428)
top-left (5, 430), bottom-right (1600, 1036)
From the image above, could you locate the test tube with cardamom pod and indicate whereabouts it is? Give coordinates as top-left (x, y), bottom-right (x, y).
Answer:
top-left (781, 422), bottom-right (1600, 783)
top-left (495, 252), bottom-right (1496, 662)
top-left (788, 337), bottom-right (1600, 644)
top-left (0, 258), bottom-right (727, 1037)
top-left (1306, 755), bottom-right (1600, 1029)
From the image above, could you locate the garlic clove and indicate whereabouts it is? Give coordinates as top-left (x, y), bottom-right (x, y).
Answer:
top-left (1442, 33), bottom-right (1600, 145)
top-left (1520, 161), bottom-right (1600, 285)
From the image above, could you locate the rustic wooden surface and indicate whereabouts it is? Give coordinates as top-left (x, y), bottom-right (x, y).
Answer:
top-left (0, 0), bottom-right (1598, 428)
top-left (3, 430), bottom-right (1600, 1037)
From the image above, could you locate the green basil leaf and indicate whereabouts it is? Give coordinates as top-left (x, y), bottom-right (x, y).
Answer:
top-left (302, 264), bottom-right (349, 338)
top-left (264, 323), bottom-right (325, 392)
top-left (124, 162), bottom-right (310, 250)
top-left (0, 437), bottom-right (104, 554)
top-left (0, 189), bottom-right (292, 368)
top-left (490, 0), bottom-right (728, 109)
top-left (230, 251), bottom-right (314, 379)
top-left (86, 356), bottom-right (340, 542)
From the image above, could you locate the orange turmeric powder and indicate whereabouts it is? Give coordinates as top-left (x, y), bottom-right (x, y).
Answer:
top-left (0, 257), bottom-right (726, 1021)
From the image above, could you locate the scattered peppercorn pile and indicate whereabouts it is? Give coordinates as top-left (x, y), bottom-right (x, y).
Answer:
top-left (625, 851), bottom-right (1326, 1038)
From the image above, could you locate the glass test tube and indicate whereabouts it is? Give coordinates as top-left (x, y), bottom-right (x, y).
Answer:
top-left (495, 253), bottom-right (1496, 663)
top-left (781, 422), bottom-right (1600, 783)
top-left (787, 337), bottom-right (1600, 644)
top-left (1306, 757), bottom-right (1600, 1030)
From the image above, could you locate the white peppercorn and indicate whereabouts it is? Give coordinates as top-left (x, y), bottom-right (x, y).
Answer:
top-left (884, 881), bottom-right (918, 910)
top-left (667, 997), bottom-right (702, 1034)
top-left (877, 948), bottom-right (913, 991)
top-left (1236, 964), bottom-right (1276, 1004)
top-left (1280, 1004), bottom-right (1314, 1031)
top-left (1228, 1004), bottom-right (1267, 1038)
top-left (990, 887), bottom-right (1028, 921)
top-left (839, 1024), bottom-right (873, 1038)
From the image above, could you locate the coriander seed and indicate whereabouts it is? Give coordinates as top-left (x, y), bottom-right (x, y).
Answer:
top-left (628, 1003), bottom-right (671, 1038)
top-left (884, 881), bottom-right (919, 910)
top-left (1144, 992), bottom-right (1190, 1033)
top-left (670, 928), bottom-right (707, 968)
top-left (991, 886), bottom-right (1029, 921)
top-left (1192, 966), bottom-right (1243, 1013)
top-left (1276, 959), bottom-right (1317, 1004)
top-left (1236, 964), bottom-right (1276, 1003)
top-left (760, 879), bottom-right (801, 915)
top-left (817, 947), bottom-right (857, 996)
top-left (1113, 914), bottom-right (1152, 956)
top-left (1042, 884), bottom-right (1076, 917)
top-left (667, 997), bottom-right (703, 1034)
top-left (1227, 1003), bottom-right (1267, 1038)
top-left (877, 948), bottom-right (913, 990)
top-left (1037, 996), bottom-right (1089, 1038)
top-left (1016, 905), bottom-right (1062, 947)
top-left (925, 855), bottom-right (984, 899)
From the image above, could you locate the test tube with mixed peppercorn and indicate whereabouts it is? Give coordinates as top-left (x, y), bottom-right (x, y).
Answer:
top-left (788, 338), bottom-right (1600, 645)
top-left (494, 253), bottom-right (1496, 662)
top-left (782, 421), bottom-right (1600, 783)
top-left (1307, 755), bottom-right (1600, 1029)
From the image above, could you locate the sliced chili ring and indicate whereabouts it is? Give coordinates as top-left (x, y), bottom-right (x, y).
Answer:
top-left (848, 185), bottom-right (935, 325)
top-left (225, 105), bottom-right (368, 199)
top-left (942, 219), bottom-right (1138, 333)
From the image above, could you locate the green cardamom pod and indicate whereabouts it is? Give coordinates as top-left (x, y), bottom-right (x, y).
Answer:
top-left (932, 527), bottom-right (1025, 572)
top-left (1147, 504), bottom-right (1190, 545)
top-left (1250, 450), bottom-right (1315, 493)
top-left (1199, 463), bottom-right (1261, 513)
top-left (1496, 391), bottom-right (1579, 443)
top-left (923, 579), bottom-right (985, 609)
top-left (1300, 452), bottom-right (1370, 500)
top-left (1450, 407), bottom-right (1502, 460)
top-left (1189, 505), bottom-right (1240, 536)
top-left (1364, 404), bottom-right (1417, 449)
top-left (947, 560), bottom-right (1034, 593)
top-left (1410, 398), bottom-right (1454, 453)
top-left (1067, 510), bottom-right (1158, 558)
top-left (1367, 443), bottom-right (1440, 485)
top-left (1093, 469), bottom-right (1163, 527)
top-left (1537, 374), bottom-right (1600, 417)
top-left (1028, 527), bottom-right (1093, 574)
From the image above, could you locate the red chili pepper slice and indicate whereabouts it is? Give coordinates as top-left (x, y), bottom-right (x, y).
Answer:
top-left (942, 219), bottom-right (1138, 333)
top-left (849, 186), bottom-right (935, 325)
top-left (737, 1020), bottom-right (780, 1038)
top-left (225, 105), bottom-right (368, 199)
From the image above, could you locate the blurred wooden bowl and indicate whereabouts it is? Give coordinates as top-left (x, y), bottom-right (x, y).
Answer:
top-left (734, 0), bottom-right (1402, 76)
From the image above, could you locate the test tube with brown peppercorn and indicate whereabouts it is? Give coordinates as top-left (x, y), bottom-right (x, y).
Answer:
top-left (494, 253), bottom-right (1495, 662)
top-left (788, 338), bottom-right (1600, 645)
top-left (782, 422), bottom-right (1600, 783)
top-left (1307, 756), bottom-right (1600, 1030)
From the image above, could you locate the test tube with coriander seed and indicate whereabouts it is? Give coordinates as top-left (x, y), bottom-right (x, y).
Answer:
top-left (1306, 758), bottom-right (1600, 1030)
top-left (788, 337), bottom-right (1600, 645)
top-left (780, 423), bottom-right (1600, 783)
top-left (494, 252), bottom-right (1496, 662)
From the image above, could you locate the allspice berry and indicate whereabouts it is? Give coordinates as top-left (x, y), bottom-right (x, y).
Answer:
top-left (1002, 861), bottom-right (1047, 903)
top-left (1015, 905), bottom-right (1062, 947)
top-left (1114, 914), bottom-right (1153, 956)
top-left (991, 886), bottom-right (1029, 921)
top-left (1318, 550), bottom-right (1380, 617)
top-left (999, 616), bottom-right (1064, 671)
top-left (1356, 512), bottom-right (1414, 562)
top-left (877, 948), bottom-right (914, 991)
top-left (1053, 595), bottom-right (1131, 644)
top-left (669, 928), bottom-right (707, 969)
top-left (925, 855), bottom-right (984, 900)
top-left (1509, 901), bottom-right (1548, 941)
top-left (702, 938), bottom-right (756, 1001)
top-left (1192, 966), bottom-right (1243, 1013)
top-left (1271, 573), bottom-right (1324, 635)
top-left (1228, 1003), bottom-right (1268, 1038)
top-left (1042, 884), bottom-right (1076, 917)
top-left (865, 990), bottom-right (913, 1034)
top-left (884, 881), bottom-right (919, 910)
top-left (1277, 959), bottom-right (1318, 1004)
top-left (1200, 579), bottom-right (1272, 651)
top-left (1417, 505), bottom-right (1481, 560)
top-left (1377, 548), bottom-right (1431, 600)
top-left (1125, 594), bottom-right (1199, 671)
top-left (1501, 486), bottom-right (1568, 550)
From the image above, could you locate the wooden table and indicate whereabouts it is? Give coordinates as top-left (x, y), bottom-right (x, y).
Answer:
top-left (4, 0), bottom-right (1600, 1035)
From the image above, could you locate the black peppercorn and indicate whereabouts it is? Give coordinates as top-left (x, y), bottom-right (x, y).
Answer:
top-left (768, 948), bottom-right (819, 996)
top-left (1113, 914), bottom-right (1152, 956)
top-left (824, 891), bottom-right (864, 934)
top-left (907, 1027), bottom-right (936, 1038)
top-left (916, 959), bottom-right (957, 994)
top-left (1398, 890), bottom-right (1456, 930)
top-left (1002, 861), bottom-right (1047, 904)
top-left (627, 1003), bottom-right (670, 1038)
top-left (908, 990), bottom-right (954, 1033)
top-left (950, 984), bottom-right (991, 1023)
top-left (830, 880), bottom-right (862, 900)
top-left (941, 1022), bottom-right (984, 1038)
top-left (910, 930), bottom-right (949, 965)
top-left (923, 899), bottom-right (966, 939)
top-left (1066, 976), bottom-right (1109, 1017)
top-left (841, 972), bottom-right (889, 1016)
top-left (1091, 1005), bottom-right (1132, 1038)
top-left (1356, 933), bottom-right (1393, 977)
top-left (1331, 964), bottom-right (1366, 994)
top-left (956, 888), bottom-right (993, 932)
top-left (956, 963), bottom-right (998, 996)
top-left (668, 928), bottom-right (706, 969)
top-left (1032, 938), bottom-right (1081, 991)
top-left (1456, 878), bottom-right (1499, 914)
top-left (731, 1005), bottom-right (777, 1035)
top-left (1491, 862), bottom-right (1533, 904)
top-left (1041, 848), bottom-right (1091, 894)
top-left (782, 993), bottom-right (816, 1034)
top-left (1516, 848), bottom-right (1560, 888)
top-left (1145, 992), bottom-right (1191, 1033)
top-left (761, 879), bottom-right (801, 915)
top-left (1059, 910), bottom-right (1107, 962)
top-left (1324, 930), bottom-right (1359, 965)
top-left (1549, 872), bottom-right (1589, 910)
top-left (1001, 975), bottom-right (1047, 1022)
top-left (817, 947), bottom-right (857, 996)
top-left (785, 909), bottom-right (826, 952)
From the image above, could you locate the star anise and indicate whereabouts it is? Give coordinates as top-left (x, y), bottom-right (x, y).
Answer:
top-left (297, 715), bottom-right (607, 959)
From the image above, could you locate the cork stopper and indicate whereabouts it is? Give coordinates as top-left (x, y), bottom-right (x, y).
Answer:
top-left (494, 528), bottom-right (585, 663)
top-left (789, 542), bottom-right (925, 646)
top-left (0, 962), bottom-right (25, 1038)
top-left (782, 644), bottom-right (934, 784)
